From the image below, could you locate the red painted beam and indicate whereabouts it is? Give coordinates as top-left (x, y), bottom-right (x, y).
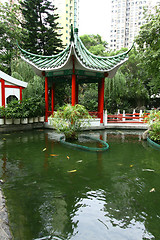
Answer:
top-left (1, 79), bottom-right (5, 107)
top-left (5, 85), bottom-right (22, 89)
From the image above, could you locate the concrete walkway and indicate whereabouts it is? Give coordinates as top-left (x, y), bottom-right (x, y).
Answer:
top-left (0, 187), bottom-right (12, 240)
top-left (105, 123), bottom-right (148, 129)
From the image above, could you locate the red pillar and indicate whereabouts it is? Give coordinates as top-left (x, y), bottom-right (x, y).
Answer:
top-left (72, 74), bottom-right (76, 106)
top-left (98, 78), bottom-right (105, 124)
top-left (98, 82), bottom-right (101, 115)
top-left (71, 55), bottom-right (76, 106)
top-left (1, 79), bottom-right (5, 107)
top-left (20, 87), bottom-right (23, 102)
top-left (51, 83), bottom-right (55, 113)
top-left (45, 77), bottom-right (49, 122)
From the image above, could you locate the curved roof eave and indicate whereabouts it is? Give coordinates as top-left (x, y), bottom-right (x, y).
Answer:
top-left (18, 31), bottom-right (133, 77)
top-left (20, 44), bottom-right (73, 76)
top-left (73, 46), bottom-right (129, 77)
top-left (107, 58), bottom-right (129, 78)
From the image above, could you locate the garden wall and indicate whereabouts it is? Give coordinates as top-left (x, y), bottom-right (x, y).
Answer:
top-left (0, 117), bottom-right (44, 133)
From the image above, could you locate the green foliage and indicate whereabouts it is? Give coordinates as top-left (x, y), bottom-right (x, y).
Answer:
top-left (135, 5), bottom-right (160, 95)
top-left (4, 100), bottom-right (24, 119)
top-left (149, 122), bottom-right (160, 144)
top-left (105, 47), bottom-right (150, 113)
top-left (2, 97), bottom-right (45, 119)
top-left (79, 83), bottom-right (98, 111)
top-left (11, 58), bottom-right (45, 99)
top-left (0, 106), bottom-right (5, 118)
top-left (49, 104), bottom-right (92, 140)
top-left (11, 58), bottom-right (35, 82)
top-left (80, 34), bottom-right (108, 56)
top-left (0, 2), bottom-right (22, 73)
top-left (20, 0), bottom-right (63, 55)
top-left (145, 110), bottom-right (160, 144)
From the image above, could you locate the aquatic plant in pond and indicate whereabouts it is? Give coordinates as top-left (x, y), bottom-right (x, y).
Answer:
top-left (145, 110), bottom-right (160, 144)
top-left (49, 104), bottom-right (92, 140)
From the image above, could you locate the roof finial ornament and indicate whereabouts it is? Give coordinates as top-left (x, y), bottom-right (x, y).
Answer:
top-left (70, 24), bottom-right (74, 42)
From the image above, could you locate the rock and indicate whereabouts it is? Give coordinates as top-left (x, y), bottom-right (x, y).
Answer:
top-left (142, 129), bottom-right (150, 140)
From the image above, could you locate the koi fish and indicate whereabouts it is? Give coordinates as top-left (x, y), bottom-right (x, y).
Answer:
top-left (67, 170), bottom-right (77, 173)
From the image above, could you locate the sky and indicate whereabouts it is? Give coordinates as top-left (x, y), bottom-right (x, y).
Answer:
top-left (78, 0), bottom-right (111, 42)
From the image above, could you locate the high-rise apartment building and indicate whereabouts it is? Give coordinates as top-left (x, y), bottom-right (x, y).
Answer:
top-left (109, 0), bottom-right (155, 50)
top-left (53, 0), bottom-right (79, 46)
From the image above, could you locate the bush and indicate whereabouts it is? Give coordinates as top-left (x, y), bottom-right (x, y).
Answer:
top-left (49, 104), bottom-right (92, 140)
top-left (0, 106), bottom-right (5, 118)
top-left (145, 110), bottom-right (160, 144)
top-left (2, 97), bottom-right (45, 119)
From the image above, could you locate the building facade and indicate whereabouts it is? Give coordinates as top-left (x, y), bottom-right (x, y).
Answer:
top-left (53, 0), bottom-right (79, 46)
top-left (109, 0), bottom-right (156, 50)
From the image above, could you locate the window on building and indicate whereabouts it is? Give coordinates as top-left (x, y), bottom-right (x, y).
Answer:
top-left (6, 95), bottom-right (18, 105)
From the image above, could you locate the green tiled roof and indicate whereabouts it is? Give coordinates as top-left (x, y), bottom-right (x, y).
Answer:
top-left (18, 28), bottom-right (133, 78)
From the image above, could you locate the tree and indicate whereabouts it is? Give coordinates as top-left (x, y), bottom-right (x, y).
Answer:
top-left (78, 34), bottom-right (108, 110)
top-left (0, 2), bottom-right (22, 74)
top-left (11, 58), bottom-right (70, 108)
top-left (11, 58), bottom-right (45, 99)
top-left (79, 83), bottom-right (98, 111)
top-left (135, 5), bottom-right (160, 95)
top-left (80, 34), bottom-right (108, 56)
top-left (20, 0), bottom-right (63, 55)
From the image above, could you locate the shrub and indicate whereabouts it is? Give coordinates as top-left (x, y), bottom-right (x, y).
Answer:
top-left (49, 104), bottom-right (92, 140)
top-left (0, 106), bottom-right (5, 118)
top-left (2, 97), bottom-right (45, 119)
top-left (145, 110), bottom-right (160, 144)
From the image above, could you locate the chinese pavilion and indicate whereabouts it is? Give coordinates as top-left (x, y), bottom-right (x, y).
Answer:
top-left (18, 27), bottom-right (132, 124)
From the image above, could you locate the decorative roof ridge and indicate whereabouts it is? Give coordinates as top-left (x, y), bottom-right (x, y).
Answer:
top-left (74, 32), bottom-right (134, 60)
top-left (19, 42), bottom-right (73, 72)
top-left (17, 42), bottom-right (71, 59)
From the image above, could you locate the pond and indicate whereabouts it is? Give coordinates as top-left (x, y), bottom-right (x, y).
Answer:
top-left (0, 129), bottom-right (160, 240)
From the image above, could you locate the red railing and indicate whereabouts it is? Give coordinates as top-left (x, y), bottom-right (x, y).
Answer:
top-left (107, 112), bottom-right (149, 123)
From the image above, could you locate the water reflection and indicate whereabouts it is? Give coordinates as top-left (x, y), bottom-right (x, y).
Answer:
top-left (0, 130), bottom-right (160, 240)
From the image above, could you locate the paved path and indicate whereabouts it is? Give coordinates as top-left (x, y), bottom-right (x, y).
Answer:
top-left (0, 187), bottom-right (12, 240)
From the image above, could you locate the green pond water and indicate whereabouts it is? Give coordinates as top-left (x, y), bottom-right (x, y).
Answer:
top-left (0, 129), bottom-right (160, 240)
